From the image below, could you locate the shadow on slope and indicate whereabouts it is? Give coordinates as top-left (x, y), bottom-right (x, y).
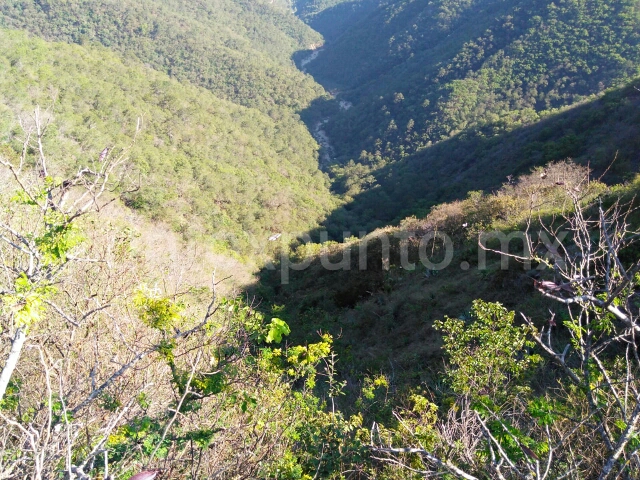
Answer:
top-left (252, 164), bottom-right (640, 385)
top-left (298, 0), bottom-right (382, 43)
top-left (248, 82), bottom-right (640, 381)
top-left (318, 81), bottom-right (640, 237)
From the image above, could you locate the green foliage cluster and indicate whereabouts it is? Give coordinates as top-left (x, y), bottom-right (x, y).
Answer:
top-left (435, 300), bottom-right (542, 400)
top-left (0, 181), bottom-right (84, 335)
top-left (0, 29), bottom-right (336, 255)
top-left (97, 295), bottom-right (363, 479)
top-left (134, 287), bottom-right (183, 331)
top-left (0, 0), bottom-right (324, 113)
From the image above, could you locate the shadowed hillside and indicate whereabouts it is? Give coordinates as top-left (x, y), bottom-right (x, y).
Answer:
top-left (294, 0), bottom-right (382, 41)
top-left (299, 0), bottom-right (640, 233)
top-left (319, 81), bottom-right (640, 235)
top-left (254, 160), bottom-right (640, 380)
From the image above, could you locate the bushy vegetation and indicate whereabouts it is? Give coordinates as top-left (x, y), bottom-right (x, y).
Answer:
top-left (258, 162), bottom-right (623, 372)
top-left (0, 126), bottom-right (364, 479)
top-left (3, 141), bottom-right (638, 478)
top-left (256, 162), bottom-right (640, 477)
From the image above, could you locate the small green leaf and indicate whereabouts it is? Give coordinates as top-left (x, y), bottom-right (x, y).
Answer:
top-left (265, 317), bottom-right (291, 344)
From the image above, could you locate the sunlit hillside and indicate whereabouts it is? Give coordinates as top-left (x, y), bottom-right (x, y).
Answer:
top-left (1, 1), bottom-right (640, 478)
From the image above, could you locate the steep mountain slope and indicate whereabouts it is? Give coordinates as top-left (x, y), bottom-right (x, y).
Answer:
top-left (256, 78), bottom-right (640, 375)
top-left (2, 2), bottom-right (640, 478)
top-left (313, 0), bottom-right (640, 100)
top-left (258, 155), bottom-right (640, 377)
top-left (294, 0), bottom-right (381, 41)
top-left (303, 0), bottom-right (640, 230)
top-left (0, 29), bottom-right (335, 255)
top-left (322, 81), bottom-right (640, 233)
top-left (0, 0), bottom-right (324, 113)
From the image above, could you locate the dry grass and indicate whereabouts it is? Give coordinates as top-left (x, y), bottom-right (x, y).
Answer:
top-left (98, 200), bottom-right (258, 298)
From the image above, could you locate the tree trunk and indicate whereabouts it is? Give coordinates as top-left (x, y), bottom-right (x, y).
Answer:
top-left (0, 327), bottom-right (27, 402)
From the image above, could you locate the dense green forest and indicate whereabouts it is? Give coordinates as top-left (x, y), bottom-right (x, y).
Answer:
top-left (0, 29), bottom-right (335, 255)
top-left (306, 0), bottom-right (640, 230)
top-left (322, 81), bottom-right (640, 234)
top-left (0, 0), bottom-right (324, 113)
top-left (1, 0), bottom-right (640, 478)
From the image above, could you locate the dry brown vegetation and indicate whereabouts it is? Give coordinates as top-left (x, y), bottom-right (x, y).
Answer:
top-left (0, 117), bottom-right (332, 479)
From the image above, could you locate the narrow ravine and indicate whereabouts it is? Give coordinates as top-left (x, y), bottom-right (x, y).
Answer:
top-left (313, 119), bottom-right (334, 167)
top-left (299, 45), bottom-right (352, 169)
top-left (300, 44), bottom-right (324, 73)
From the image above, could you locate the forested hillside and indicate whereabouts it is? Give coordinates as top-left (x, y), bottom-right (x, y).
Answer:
top-left (294, 0), bottom-right (381, 41)
top-left (261, 160), bottom-right (640, 373)
top-left (322, 80), bottom-right (640, 233)
top-left (0, 29), bottom-right (335, 255)
top-left (254, 160), bottom-right (640, 478)
top-left (306, 0), bottom-right (640, 230)
top-left (0, 0), bottom-right (324, 113)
